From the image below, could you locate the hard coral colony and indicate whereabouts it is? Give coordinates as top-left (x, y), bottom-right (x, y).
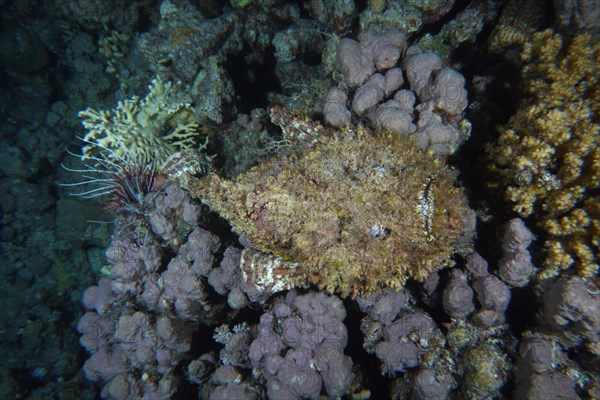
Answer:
top-left (68, 78), bottom-right (213, 212)
top-left (79, 78), bottom-right (201, 165)
top-left (487, 30), bottom-right (600, 279)
top-left (5, 0), bottom-right (600, 398)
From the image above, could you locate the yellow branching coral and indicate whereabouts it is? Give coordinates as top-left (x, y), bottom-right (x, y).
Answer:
top-left (98, 29), bottom-right (130, 74)
top-left (487, 0), bottom-right (545, 54)
top-left (79, 78), bottom-right (201, 166)
top-left (487, 30), bottom-right (600, 279)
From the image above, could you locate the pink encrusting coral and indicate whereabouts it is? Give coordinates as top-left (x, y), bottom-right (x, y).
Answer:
top-left (249, 290), bottom-right (355, 398)
top-left (77, 183), bottom-right (228, 398)
top-left (324, 30), bottom-right (470, 156)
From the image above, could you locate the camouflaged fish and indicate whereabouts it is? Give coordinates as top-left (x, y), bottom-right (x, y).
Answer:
top-left (176, 106), bottom-right (475, 297)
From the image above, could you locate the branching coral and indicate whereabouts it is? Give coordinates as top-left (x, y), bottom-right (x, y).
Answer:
top-left (79, 78), bottom-right (201, 166)
top-left (487, 0), bottom-right (546, 54)
top-left (487, 30), bottom-right (599, 279)
top-left (98, 29), bottom-right (130, 74)
top-left (70, 78), bottom-right (214, 212)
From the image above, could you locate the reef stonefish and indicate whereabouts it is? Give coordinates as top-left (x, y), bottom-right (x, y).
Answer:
top-left (177, 107), bottom-right (475, 297)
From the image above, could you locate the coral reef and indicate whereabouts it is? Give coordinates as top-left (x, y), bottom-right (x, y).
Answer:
top-left (498, 218), bottom-right (535, 287)
top-left (199, 362), bottom-right (262, 399)
top-left (323, 30), bottom-right (471, 156)
top-left (359, 0), bottom-right (455, 34)
top-left (79, 78), bottom-right (204, 166)
top-left (270, 17), bottom-right (333, 115)
top-left (138, 0), bottom-right (238, 84)
top-left (219, 108), bottom-right (274, 177)
top-left (249, 290), bottom-right (355, 399)
top-left (305, 0), bottom-right (355, 32)
top-left (487, 0), bottom-right (547, 54)
top-left (554, 0), bottom-right (600, 36)
top-left (358, 290), bottom-right (445, 375)
top-left (414, 1), bottom-right (500, 61)
top-left (48, 0), bottom-right (147, 31)
top-left (76, 183), bottom-right (230, 398)
top-left (98, 30), bottom-right (130, 74)
top-left (358, 255), bottom-right (514, 399)
top-left (543, 276), bottom-right (600, 355)
top-left (3, 0), bottom-right (599, 398)
top-left (182, 107), bottom-right (475, 296)
top-left (137, 0), bottom-right (274, 124)
top-left (486, 30), bottom-right (599, 279)
top-left (0, 21), bottom-right (48, 73)
top-left (445, 266), bottom-right (510, 328)
top-left (513, 332), bottom-right (580, 399)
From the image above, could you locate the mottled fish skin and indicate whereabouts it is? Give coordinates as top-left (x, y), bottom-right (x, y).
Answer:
top-left (182, 110), bottom-right (475, 297)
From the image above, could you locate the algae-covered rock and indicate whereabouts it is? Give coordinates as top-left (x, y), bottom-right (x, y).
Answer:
top-left (183, 116), bottom-right (474, 296)
top-left (461, 343), bottom-right (509, 399)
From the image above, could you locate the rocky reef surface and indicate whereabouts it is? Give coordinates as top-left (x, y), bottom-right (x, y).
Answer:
top-left (0, 0), bottom-right (598, 399)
